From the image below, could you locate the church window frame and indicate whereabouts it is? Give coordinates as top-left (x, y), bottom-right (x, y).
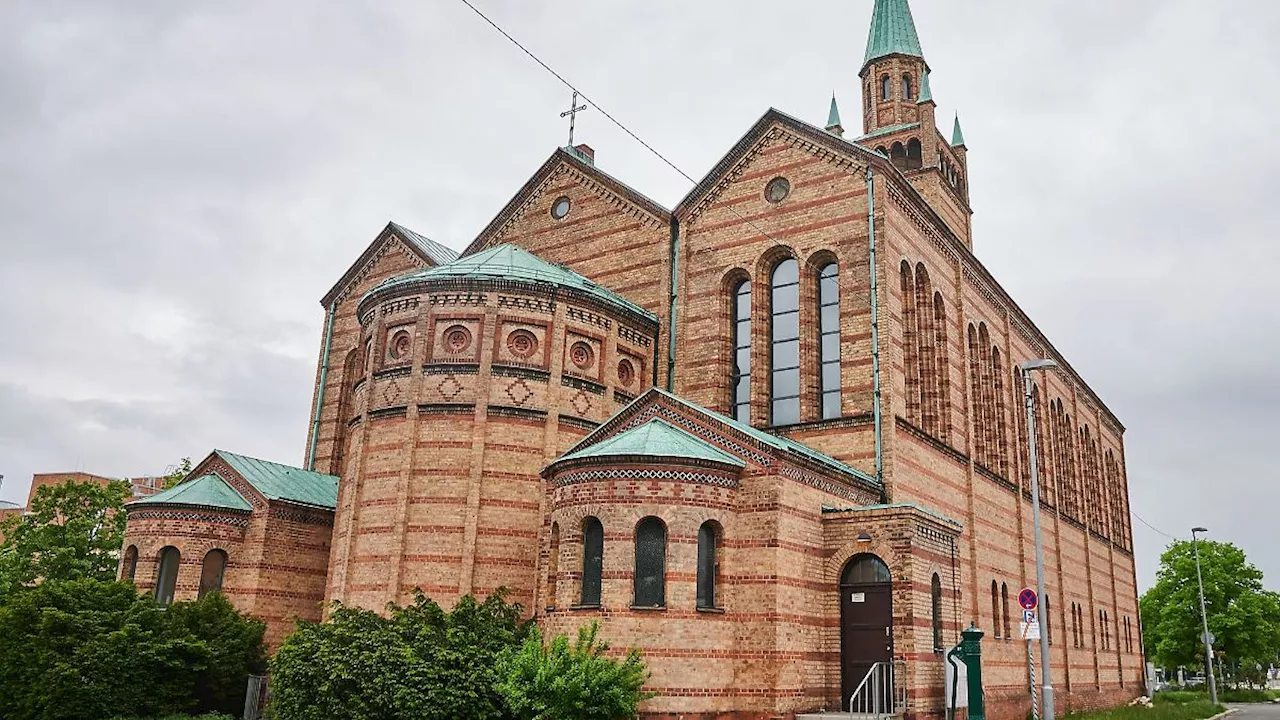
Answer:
top-left (765, 176), bottom-right (791, 204)
top-left (155, 546), bottom-right (180, 607)
top-left (880, 74), bottom-right (892, 101)
top-left (579, 516), bottom-right (604, 607)
top-left (546, 522), bottom-right (560, 610)
top-left (730, 277), bottom-right (752, 423)
top-left (1001, 582), bottom-right (1012, 640)
top-left (633, 516), bottom-right (667, 609)
top-left (991, 581), bottom-right (1001, 639)
top-left (903, 73), bottom-right (914, 101)
top-left (769, 257), bottom-right (801, 426)
top-left (122, 544), bottom-right (138, 583)
top-left (906, 138), bottom-right (923, 170)
top-left (931, 573), bottom-right (944, 652)
top-left (199, 548), bottom-right (227, 598)
top-left (550, 195), bottom-right (571, 220)
top-left (696, 520), bottom-right (721, 610)
top-left (817, 261), bottom-right (841, 419)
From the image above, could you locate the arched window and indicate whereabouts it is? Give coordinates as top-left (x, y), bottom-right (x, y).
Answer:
top-left (122, 545), bottom-right (138, 583)
top-left (154, 546), bottom-right (180, 607)
top-left (696, 521), bottom-right (720, 609)
top-left (967, 326), bottom-right (985, 464)
top-left (990, 581), bottom-right (1001, 638)
top-left (890, 142), bottom-right (907, 170)
top-left (547, 522), bottom-right (560, 610)
top-left (902, 74), bottom-right (914, 101)
top-left (770, 259), bottom-right (800, 425)
top-left (931, 573), bottom-right (943, 651)
top-left (199, 549), bottom-right (227, 598)
top-left (1001, 582), bottom-right (1011, 640)
top-left (580, 516), bottom-right (603, 607)
top-left (634, 517), bottom-right (666, 608)
top-left (991, 346), bottom-right (1009, 477)
top-left (906, 138), bottom-right (923, 170)
top-left (901, 262), bottom-right (920, 425)
top-left (842, 554), bottom-right (891, 584)
top-left (914, 264), bottom-right (936, 434)
top-left (818, 262), bottom-right (841, 419)
top-left (933, 293), bottom-right (951, 441)
top-left (880, 75), bottom-right (891, 101)
top-left (731, 279), bottom-right (752, 423)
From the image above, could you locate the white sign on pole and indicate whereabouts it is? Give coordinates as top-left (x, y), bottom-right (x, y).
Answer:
top-left (1020, 610), bottom-right (1041, 640)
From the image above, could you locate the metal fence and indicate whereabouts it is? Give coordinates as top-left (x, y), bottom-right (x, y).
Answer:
top-left (243, 675), bottom-right (270, 720)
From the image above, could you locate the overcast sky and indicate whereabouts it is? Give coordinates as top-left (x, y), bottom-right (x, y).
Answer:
top-left (3, 0), bottom-right (1277, 591)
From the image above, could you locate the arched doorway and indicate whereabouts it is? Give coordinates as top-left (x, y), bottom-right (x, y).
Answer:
top-left (840, 553), bottom-right (893, 708)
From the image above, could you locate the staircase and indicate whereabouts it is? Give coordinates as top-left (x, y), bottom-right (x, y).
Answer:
top-left (797, 660), bottom-right (905, 720)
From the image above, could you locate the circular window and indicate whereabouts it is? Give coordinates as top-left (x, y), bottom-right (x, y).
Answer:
top-left (388, 329), bottom-right (413, 360)
top-left (569, 341), bottom-right (595, 370)
top-left (442, 325), bottom-right (471, 354)
top-left (765, 177), bottom-right (791, 203)
top-left (507, 329), bottom-right (539, 359)
top-left (617, 358), bottom-right (635, 387)
top-left (550, 196), bottom-right (571, 220)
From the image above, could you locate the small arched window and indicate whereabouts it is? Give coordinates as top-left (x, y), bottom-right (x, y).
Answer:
top-left (818, 262), bottom-right (841, 419)
top-left (696, 521), bottom-right (720, 610)
top-left (1001, 582), bottom-right (1011, 640)
top-left (770, 259), bottom-right (800, 425)
top-left (731, 279), bottom-right (752, 423)
top-left (906, 138), bottom-right (923, 170)
top-left (199, 549), bottom-right (227, 598)
top-left (902, 74), bottom-right (914, 101)
top-left (991, 580), bottom-right (1001, 638)
top-left (634, 517), bottom-right (666, 608)
top-left (547, 522), bottom-right (560, 610)
top-left (155, 546), bottom-right (180, 607)
top-left (580, 517), bottom-right (603, 607)
top-left (890, 142), bottom-right (907, 170)
top-left (931, 573), bottom-right (943, 651)
top-left (122, 544), bottom-right (138, 583)
top-left (841, 554), bottom-right (891, 584)
top-left (880, 75), bottom-right (892, 101)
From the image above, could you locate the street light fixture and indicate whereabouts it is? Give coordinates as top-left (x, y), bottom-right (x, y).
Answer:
top-left (1191, 527), bottom-right (1218, 705)
top-left (1021, 358), bottom-right (1057, 720)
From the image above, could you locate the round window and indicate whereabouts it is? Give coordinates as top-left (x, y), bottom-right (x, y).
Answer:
top-left (550, 196), bottom-right (571, 219)
top-left (765, 177), bottom-right (791, 203)
top-left (388, 330), bottom-right (413, 360)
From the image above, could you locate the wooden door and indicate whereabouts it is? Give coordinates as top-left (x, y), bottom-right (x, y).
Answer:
top-left (840, 555), bottom-right (893, 708)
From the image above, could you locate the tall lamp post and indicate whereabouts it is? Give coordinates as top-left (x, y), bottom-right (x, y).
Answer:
top-left (1021, 359), bottom-right (1057, 720)
top-left (1191, 527), bottom-right (1218, 705)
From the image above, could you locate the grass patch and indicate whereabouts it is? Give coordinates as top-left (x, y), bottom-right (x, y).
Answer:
top-left (1063, 700), bottom-right (1224, 720)
top-left (1156, 688), bottom-right (1280, 704)
top-left (109, 714), bottom-right (236, 720)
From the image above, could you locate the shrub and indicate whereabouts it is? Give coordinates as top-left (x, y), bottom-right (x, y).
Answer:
top-left (496, 622), bottom-right (653, 720)
top-left (165, 592), bottom-right (268, 715)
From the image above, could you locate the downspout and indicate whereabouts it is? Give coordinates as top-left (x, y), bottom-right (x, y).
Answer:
top-left (866, 166), bottom-right (885, 499)
top-left (666, 215), bottom-right (680, 391)
top-left (306, 302), bottom-right (338, 471)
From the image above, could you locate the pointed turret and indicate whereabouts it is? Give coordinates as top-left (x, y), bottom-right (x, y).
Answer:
top-left (863, 0), bottom-right (925, 69)
top-left (951, 114), bottom-right (966, 148)
top-left (826, 94), bottom-right (844, 137)
top-left (918, 70), bottom-right (933, 104)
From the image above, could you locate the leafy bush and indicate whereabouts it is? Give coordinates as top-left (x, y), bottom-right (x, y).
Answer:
top-left (165, 592), bottom-right (267, 715)
top-left (269, 590), bottom-right (531, 720)
top-left (110, 715), bottom-right (236, 720)
top-left (496, 622), bottom-right (653, 720)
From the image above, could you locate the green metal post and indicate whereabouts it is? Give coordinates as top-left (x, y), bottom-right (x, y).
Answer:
top-left (961, 623), bottom-right (986, 720)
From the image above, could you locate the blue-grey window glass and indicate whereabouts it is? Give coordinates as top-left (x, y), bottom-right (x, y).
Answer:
top-left (880, 75), bottom-right (891, 101)
top-left (580, 517), bottom-right (603, 606)
top-left (903, 74), bottom-right (914, 100)
top-left (199, 549), bottom-right (227, 598)
top-left (818, 262), bottom-right (841, 419)
top-left (731, 280), bottom-right (752, 422)
top-left (634, 517), bottom-right (666, 607)
top-left (841, 554), bottom-right (891, 585)
top-left (696, 522), bottom-right (718, 609)
top-left (155, 546), bottom-right (180, 607)
top-left (771, 259), bottom-right (800, 425)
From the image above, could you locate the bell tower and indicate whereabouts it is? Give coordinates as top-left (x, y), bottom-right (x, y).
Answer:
top-left (859, 0), bottom-right (929, 134)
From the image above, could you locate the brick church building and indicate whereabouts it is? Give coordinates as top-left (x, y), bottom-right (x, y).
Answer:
top-left (119, 0), bottom-right (1142, 717)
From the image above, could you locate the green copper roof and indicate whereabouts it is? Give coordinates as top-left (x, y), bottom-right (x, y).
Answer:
top-left (864, 0), bottom-right (925, 66)
top-left (388, 222), bottom-right (459, 266)
top-left (857, 122), bottom-right (920, 142)
top-left (214, 450), bottom-right (338, 509)
top-left (555, 418), bottom-right (744, 468)
top-left (369, 244), bottom-right (656, 322)
top-left (951, 114), bottom-right (966, 146)
top-left (130, 474), bottom-right (252, 512)
top-left (918, 70), bottom-right (933, 103)
top-left (827, 94), bottom-right (842, 129)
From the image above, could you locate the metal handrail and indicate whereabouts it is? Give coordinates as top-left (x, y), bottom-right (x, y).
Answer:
top-left (848, 660), bottom-right (907, 719)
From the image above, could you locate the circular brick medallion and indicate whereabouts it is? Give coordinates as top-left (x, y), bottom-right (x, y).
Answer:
top-left (507, 329), bottom-right (539, 359)
top-left (765, 176), bottom-right (791, 203)
top-left (389, 329), bottom-right (413, 360)
top-left (569, 341), bottom-right (595, 370)
top-left (443, 325), bottom-right (471, 354)
top-left (617, 358), bottom-right (635, 387)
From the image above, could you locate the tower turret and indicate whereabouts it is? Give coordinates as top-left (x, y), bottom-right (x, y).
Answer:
top-left (860, 0), bottom-right (929, 134)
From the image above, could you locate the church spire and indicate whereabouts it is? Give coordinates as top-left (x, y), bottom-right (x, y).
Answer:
top-left (863, 0), bottom-right (925, 69)
top-left (826, 94), bottom-right (844, 137)
top-left (918, 70), bottom-right (933, 104)
top-left (951, 114), bottom-right (966, 147)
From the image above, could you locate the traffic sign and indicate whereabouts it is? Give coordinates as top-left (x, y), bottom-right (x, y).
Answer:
top-left (1018, 587), bottom-right (1038, 610)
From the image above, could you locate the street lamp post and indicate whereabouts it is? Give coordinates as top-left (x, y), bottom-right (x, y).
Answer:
top-left (1021, 359), bottom-right (1057, 720)
top-left (1191, 527), bottom-right (1218, 705)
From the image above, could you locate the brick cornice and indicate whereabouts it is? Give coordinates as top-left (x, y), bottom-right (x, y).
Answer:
top-left (321, 223), bottom-right (438, 308)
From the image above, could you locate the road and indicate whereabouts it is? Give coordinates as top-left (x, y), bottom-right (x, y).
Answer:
top-left (1227, 704), bottom-right (1280, 720)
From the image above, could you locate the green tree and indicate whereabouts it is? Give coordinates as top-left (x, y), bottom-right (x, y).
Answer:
top-left (0, 479), bottom-right (131, 596)
top-left (1140, 540), bottom-right (1280, 683)
top-left (165, 591), bottom-right (268, 715)
top-left (496, 622), bottom-right (653, 720)
top-left (161, 457), bottom-right (194, 490)
top-left (269, 590), bottom-right (531, 720)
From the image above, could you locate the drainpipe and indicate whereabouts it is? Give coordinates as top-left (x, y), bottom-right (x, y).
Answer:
top-left (306, 302), bottom-right (338, 471)
top-left (666, 216), bottom-right (680, 391)
top-left (866, 166), bottom-right (885, 499)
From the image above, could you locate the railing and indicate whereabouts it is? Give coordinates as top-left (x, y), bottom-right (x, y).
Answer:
top-left (848, 660), bottom-right (907, 719)
top-left (243, 675), bottom-right (269, 720)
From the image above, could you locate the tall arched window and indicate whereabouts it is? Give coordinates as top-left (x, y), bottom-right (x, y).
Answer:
top-left (1001, 582), bottom-right (1011, 639)
top-left (977, 324), bottom-right (996, 471)
top-left (890, 142), bottom-right (907, 170)
top-left (731, 279), bottom-right (752, 423)
top-left (199, 549), bottom-right (227, 598)
top-left (906, 138), bottom-right (923, 170)
top-left (991, 347), bottom-right (1009, 477)
top-left (902, 74), bottom-right (914, 101)
top-left (914, 264), bottom-right (937, 434)
top-left (122, 545), bottom-right (138, 583)
top-left (933, 292), bottom-right (951, 441)
top-left (580, 516), bottom-right (603, 607)
top-left (696, 521), bottom-right (720, 609)
top-left (990, 581), bottom-right (1001, 638)
top-left (1072, 602), bottom-right (1080, 647)
top-left (770, 259), bottom-right (800, 425)
top-left (880, 75), bottom-right (891, 100)
top-left (818, 262), bottom-right (841, 419)
top-left (901, 262), bottom-right (921, 424)
top-left (155, 546), bottom-right (180, 607)
top-left (634, 517), bottom-right (666, 608)
top-left (931, 573), bottom-right (943, 651)
top-left (547, 522), bottom-right (560, 610)
top-left (967, 326), bottom-right (985, 464)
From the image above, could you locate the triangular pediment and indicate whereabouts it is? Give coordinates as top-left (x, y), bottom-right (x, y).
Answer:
top-left (320, 221), bottom-right (459, 307)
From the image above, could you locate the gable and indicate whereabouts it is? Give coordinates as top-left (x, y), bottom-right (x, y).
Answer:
top-left (320, 221), bottom-right (458, 308)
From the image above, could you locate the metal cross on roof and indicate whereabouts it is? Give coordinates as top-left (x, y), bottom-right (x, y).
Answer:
top-left (560, 90), bottom-right (587, 146)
